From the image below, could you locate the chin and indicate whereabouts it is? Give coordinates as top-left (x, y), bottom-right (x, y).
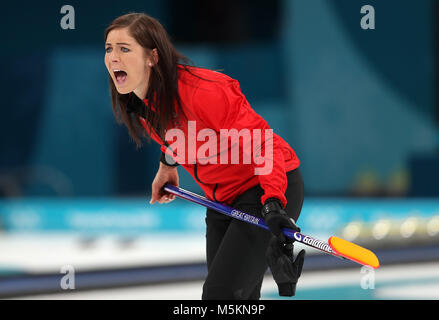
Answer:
top-left (115, 85), bottom-right (132, 95)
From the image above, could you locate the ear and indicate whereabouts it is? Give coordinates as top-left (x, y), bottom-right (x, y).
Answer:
top-left (148, 48), bottom-right (159, 66)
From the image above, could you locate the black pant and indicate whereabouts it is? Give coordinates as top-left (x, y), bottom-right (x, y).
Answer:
top-left (202, 168), bottom-right (304, 300)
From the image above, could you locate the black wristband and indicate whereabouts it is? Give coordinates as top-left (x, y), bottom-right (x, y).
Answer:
top-left (262, 198), bottom-right (283, 218)
top-left (265, 197), bottom-right (283, 207)
top-left (160, 152), bottom-right (179, 167)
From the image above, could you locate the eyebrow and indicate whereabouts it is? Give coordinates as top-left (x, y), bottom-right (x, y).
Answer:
top-left (105, 42), bottom-right (132, 46)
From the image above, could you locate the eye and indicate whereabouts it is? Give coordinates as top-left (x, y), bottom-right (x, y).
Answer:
top-left (105, 47), bottom-right (112, 53)
top-left (121, 47), bottom-right (130, 53)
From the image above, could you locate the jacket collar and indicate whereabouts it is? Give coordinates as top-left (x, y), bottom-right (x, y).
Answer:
top-left (126, 93), bottom-right (148, 116)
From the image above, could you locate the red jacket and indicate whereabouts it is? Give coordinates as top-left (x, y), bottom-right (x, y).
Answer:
top-left (138, 66), bottom-right (300, 207)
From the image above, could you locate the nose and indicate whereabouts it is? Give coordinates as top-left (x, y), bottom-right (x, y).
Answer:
top-left (108, 49), bottom-right (120, 63)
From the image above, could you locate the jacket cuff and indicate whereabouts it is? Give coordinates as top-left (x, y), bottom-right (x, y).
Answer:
top-left (261, 193), bottom-right (287, 208)
top-left (264, 197), bottom-right (283, 206)
top-left (160, 152), bottom-right (179, 167)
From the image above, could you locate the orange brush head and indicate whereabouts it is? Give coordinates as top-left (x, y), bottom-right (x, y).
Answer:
top-left (328, 236), bottom-right (380, 269)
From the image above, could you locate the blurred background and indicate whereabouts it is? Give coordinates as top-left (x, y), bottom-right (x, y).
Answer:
top-left (1, 0), bottom-right (439, 299)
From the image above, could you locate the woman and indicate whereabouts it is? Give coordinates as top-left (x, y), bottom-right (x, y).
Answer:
top-left (104, 12), bottom-right (305, 300)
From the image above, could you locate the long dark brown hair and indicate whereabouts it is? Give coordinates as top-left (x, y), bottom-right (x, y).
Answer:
top-left (105, 12), bottom-right (190, 147)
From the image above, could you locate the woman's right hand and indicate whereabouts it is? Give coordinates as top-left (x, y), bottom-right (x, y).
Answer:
top-left (150, 162), bottom-right (179, 204)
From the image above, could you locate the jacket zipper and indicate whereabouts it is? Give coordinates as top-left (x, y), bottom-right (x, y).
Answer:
top-left (194, 163), bottom-right (219, 202)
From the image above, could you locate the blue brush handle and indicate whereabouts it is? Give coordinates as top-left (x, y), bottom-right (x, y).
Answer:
top-left (164, 183), bottom-right (339, 257)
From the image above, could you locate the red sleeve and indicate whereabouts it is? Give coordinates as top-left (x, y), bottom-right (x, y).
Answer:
top-left (193, 80), bottom-right (289, 207)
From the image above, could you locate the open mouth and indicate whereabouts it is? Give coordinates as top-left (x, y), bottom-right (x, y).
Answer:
top-left (113, 69), bottom-right (128, 85)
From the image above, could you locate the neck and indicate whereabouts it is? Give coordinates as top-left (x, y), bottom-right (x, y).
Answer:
top-left (133, 84), bottom-right (148, 100)
top-left (133, 75), bottom-right (150, 100)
